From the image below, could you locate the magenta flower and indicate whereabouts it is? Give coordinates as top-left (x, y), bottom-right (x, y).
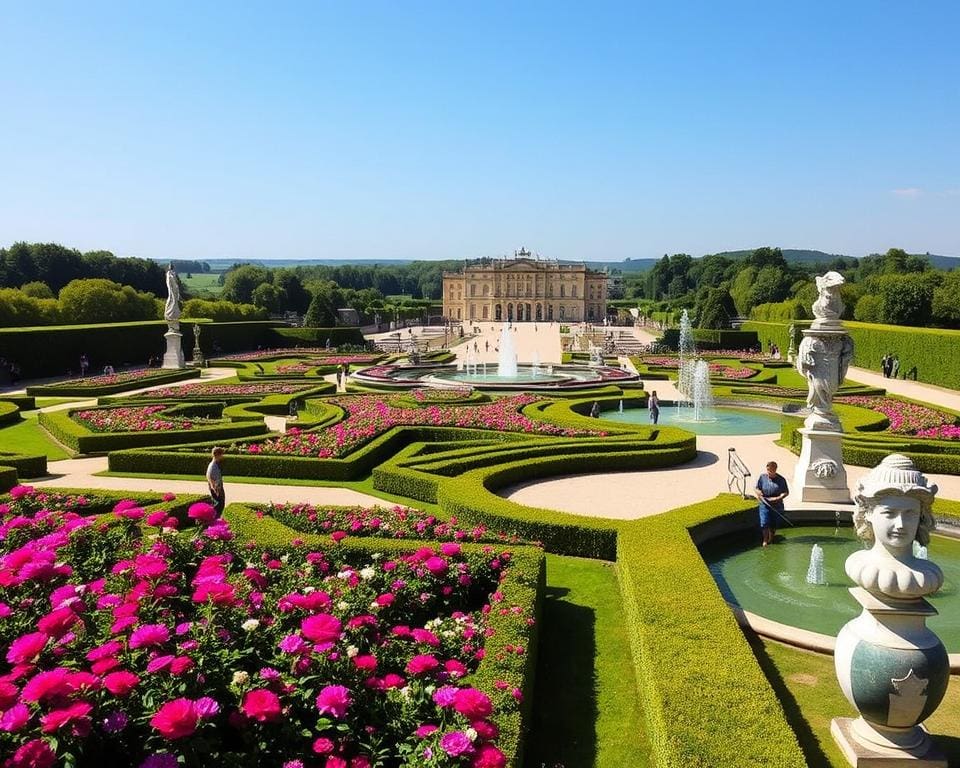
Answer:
top-left (242, 688), bottom-right (283, 723)
top-left (440, 731), bottom-right (474, 757)
top-left (301, 613), bottom-right (342, 647)
top-left (315, 685), bottom-right (351, 719)
top-left (129, 623), bottom-right (171, 649)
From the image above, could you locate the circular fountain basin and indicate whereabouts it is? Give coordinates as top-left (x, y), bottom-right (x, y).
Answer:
top-left (601, 405), bottom-right (784, 435)
top-left (702, 525), bottom-right (960, 652)
top-left (352, 363), bottom-right (638, 391)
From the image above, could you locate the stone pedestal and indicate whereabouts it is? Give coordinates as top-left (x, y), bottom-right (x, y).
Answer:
top-left (162, 329), bottom-right (186, 369)
top-left (831, 718), bottom-right (947, 767)
top-left (793, 423), bottom-right (850, 503)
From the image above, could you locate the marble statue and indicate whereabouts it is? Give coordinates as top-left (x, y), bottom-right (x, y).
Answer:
top-left (164, 264), bottom-right (181, 325)
top-left (832, 455), bottom-right (950, 765)
top-left (161, 264), bottom-right (185, 369)
top-left (812, 270), bottom-right (845, 327)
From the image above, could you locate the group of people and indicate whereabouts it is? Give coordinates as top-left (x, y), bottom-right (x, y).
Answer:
top-left (767, 342), bottom-right (782, 360)
top-left (880, 353), bottom-right (918, 381)
top-left (336, 363), bottom-right (350, 388)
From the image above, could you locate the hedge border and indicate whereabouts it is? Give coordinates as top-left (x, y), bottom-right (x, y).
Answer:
top-left (26, 368), bottom-right (201, 396)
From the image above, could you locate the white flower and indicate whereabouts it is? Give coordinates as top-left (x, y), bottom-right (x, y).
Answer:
top-left (399, 686), bottom-right (412, 700)
top-left (346, 645), bottom-right (359, 658)
top-left (369, 601), bottom-right (380, 611)
top-left (280, 554), bottom-right (290, 564)
top-left (337, 600), bottom-right (349, 611)
top-left (232, 671), bottom-right (249, 686)
top-left (241, 619), bottom-right (260, 632)
top-left (337, 570), bottom-right (352, 580)
top-left (466, 727), bottom-right (478, 742)
top-left (359, 567), bottom-right (376, 581)
top-left (371, 553), bottom-right (382, 560)
top-left (303, 586), bottom-right (315, 594)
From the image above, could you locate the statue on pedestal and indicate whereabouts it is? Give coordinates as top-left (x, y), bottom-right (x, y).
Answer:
top-left (162, 264), bottom-right (186, 369)
top-left (832, 455), bottom-right (949, 766)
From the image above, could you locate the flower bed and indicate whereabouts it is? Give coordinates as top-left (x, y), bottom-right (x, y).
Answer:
top-left (0, 486), bottom-right (533, 768)
top-left (639, 357), bottom-right (756, 379)
top-left (834, 396), bottom-right (957, 436)
top-left (138, 383), bottom-right (317, 399)
top-left (411, 389), bottom-right (475, 403)
top-left (73, 405), bottom-right (218, 433)
top-left (26, 369), bottom-right (200, 397)
top-left (266, 503), bottom-right (524, 546)
top-left (216, 350), bottom-right (381, 365)
top-left (244, 395), bottom-right (597, 459)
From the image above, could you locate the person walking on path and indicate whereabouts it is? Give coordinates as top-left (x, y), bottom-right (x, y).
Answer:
top-left (891, 355), bottom-right (900, 379)
top-left (755, 461), bottom-right (789, 547)
top-left (881, 353), bottom-right (889, 378)
top-left (206, 446), bottom-right (226, 517)
top-left (649, 390), bottom-right (660, 425)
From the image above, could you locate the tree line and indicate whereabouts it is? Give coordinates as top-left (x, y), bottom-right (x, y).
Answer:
top-left (629, 247), bottom-right (960, 330)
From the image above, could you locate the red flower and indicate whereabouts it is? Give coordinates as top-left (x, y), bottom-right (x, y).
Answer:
top-left (103, 670), bottom-right (139, 697)
top-left (151, 698), bottom-right (199, 739)
top-left (241, 688), bottom-right (282, 723)
top-left (40, 701), bottom-right (93, 736)
top-left (301, 613), bottom-right (342, 647)
top-left (453, 688), bottom-right (492, 720)
top-left (7, 738), bottom-right (56, 768)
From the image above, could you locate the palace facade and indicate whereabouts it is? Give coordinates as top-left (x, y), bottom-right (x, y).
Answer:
top-left (442, 248), bottom-right (608, 323)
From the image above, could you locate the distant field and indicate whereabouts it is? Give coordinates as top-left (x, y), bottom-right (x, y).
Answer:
top-left (181, 273), bottom-right (223, 294)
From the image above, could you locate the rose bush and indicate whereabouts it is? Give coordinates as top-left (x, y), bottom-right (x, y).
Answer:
top-left (73, 406), bottom-right (218, 433)
top-left (0, 486), bottom-right (525, 768)
top-left (140, 383), bottom-right (316, 398)
top-left (835, 396), bottom-right (957, 436)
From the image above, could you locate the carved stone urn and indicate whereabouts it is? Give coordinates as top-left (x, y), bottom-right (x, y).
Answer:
top-left (832, 454), bottom-right (949, 766)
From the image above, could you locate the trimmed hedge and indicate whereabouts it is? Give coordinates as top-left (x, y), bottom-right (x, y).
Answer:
top-left (0, 467), bottom-right (18, 493)
top-left (0, 395), bottom-right (36, 410)
top-left (0, 320), bottom-right (286, 380)
top-left (0, 401), bottom-right (21, 427)
top-left (39, 409), bottom-right (269, 454)
top-left (222, 503), bottom-right (543, 768)
top-left (661, 328), bottom-right (759, 351)
top-left (268, 327), bottom-right (366, 347)
top-left (0, 452), bottom-right (47, 478)
top-left (743, 318), bottom-right (960, 390)
top-left (620, 496), bottom-right (806, 767)
top-left (27, 367), bottom-right (200, 396)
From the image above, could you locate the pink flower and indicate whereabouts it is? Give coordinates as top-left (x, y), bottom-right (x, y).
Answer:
top-left (151, 698), bottom-right (199, 739)
top-left (188, 502), bottom-right (217, 523)
top-left (415, 723), bottom-right (439, 738)
top-left (242, 688), bottom-right (283, 723)
top-left (194, 697), bottom-right (220, 719)
top-left (440, 542), bottom-right (462, 557)
top-left (440, 731), bottom-right (474, 757)
top-left (103, 671), bottom-right (139, 697)
top-left (130, 623), bottom-right (170, 649)
top-left (425, 556), bottom-right (448, 577)
top-left (9, 485), bottom-right (35, 500)
top-left (0, 703), bottom-right (31, 733)
top-left (7, 632), bottom-right (48, 664)
top-left (453, 688), bottom-right (492, 720)
top-left (21, 668), bottom-right (73, 703)
top-left (315, 685), bottom-right (351, 719)
top-left (472, 743), bottom-right (507, 768)
top-left (37, 606), bottom-right (79, 639)
top-left (301, 614), bottom-right (342, 647)
top-left (40, 701), bottom-right (93, 735)
top-left (8, 739), bottom-right (56, 768)
top-left (406, 654), bottom-right (439, 676)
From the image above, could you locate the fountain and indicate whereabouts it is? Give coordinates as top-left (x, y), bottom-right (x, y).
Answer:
top-left (498, 323), bottom-right (518, 378)
top-left (806, 544), bottom-right (826, 585)
top-left (619, 399), bottom-right (624, 414)
top-left (532, 350), bottom-right (541, 378)
top-left (690, 359), bottom-right (714, 422)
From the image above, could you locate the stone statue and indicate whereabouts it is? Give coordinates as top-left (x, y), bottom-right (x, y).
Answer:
top-left (846, 455), bottom-right (942, 598)
top-left (164, 264), bottom-right (182, 325)
top-left (832, 454), bottom-right (949, 763)
top-left (812, 270), bottom-right (845, 327)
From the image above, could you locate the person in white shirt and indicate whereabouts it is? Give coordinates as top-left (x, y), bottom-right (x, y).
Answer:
top-left (206, 446), bottom-right (226, 516)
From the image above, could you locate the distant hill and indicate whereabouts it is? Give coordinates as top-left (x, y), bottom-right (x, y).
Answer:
top-left (710, 248), bottom-right (848, 264)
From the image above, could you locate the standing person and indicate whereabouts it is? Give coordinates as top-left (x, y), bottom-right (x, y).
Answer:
top-left (891, 355), bottom-right (900, 379)
top-left (755, 461), bottom-right (789, 547)
top-left (880, 354), bottom-right (889, 377)
top-left (79, 353), bottom-right (89, 377)
top-left (590, 401), bottom-right (600, 418)
top-left (649, 390), bottom-right (660, 424)
top-left (206, 447), bottom-right (226, 517)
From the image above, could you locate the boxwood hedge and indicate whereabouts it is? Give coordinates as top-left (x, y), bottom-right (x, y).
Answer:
top-left (27, 367), bottom-right (201, 396)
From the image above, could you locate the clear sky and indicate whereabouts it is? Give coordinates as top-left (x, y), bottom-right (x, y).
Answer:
top-left (1, 1), bottom-right (957, 262)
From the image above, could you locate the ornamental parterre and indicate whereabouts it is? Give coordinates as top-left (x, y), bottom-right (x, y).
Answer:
top-left (46, 369), bottom-right (170, 388)
top-left (244, 394), bottom-right (597, 459)
top-left (639, 358), bottom-right (756, 379)
top-left (0, 486), bottom-right (523, 768)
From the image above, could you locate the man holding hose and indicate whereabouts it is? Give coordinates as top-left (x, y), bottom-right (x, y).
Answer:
top-left (755, 461), bottom-right (789, 547)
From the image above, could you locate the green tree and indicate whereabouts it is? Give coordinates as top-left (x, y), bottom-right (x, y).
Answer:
top-left (304, 293), bottom-right (337, 327)
top-left (251, 283), bottom-right (282, 313)
top-left (58, 279), bottom-right (160, 324)
top-left (878, 273), bottom-right (937, 326)
top-left (695, 288), bottom-right (736, 329)
top-left (19, 281), bottom-right (55, 299)
top-left (932, 272), bottom-right (960, 327)
top-left (220, 265), bottom-right (271, 304)
top-left (273, 269), bottom-right (311, 314)
top-left (853, 294), bottom-right (883, 323)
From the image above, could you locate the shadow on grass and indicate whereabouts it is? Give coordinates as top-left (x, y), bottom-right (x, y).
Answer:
top-left (748, 633), bottom-right (833, 768)
top-left (524, 585), bottom-right (598, 768)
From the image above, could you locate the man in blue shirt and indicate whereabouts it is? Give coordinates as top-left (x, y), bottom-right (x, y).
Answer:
top-left (755, 461), bottom-right (789, 547)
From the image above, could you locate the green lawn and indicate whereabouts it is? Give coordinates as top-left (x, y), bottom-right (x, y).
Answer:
top-left (181, 273), bottom-right (224, 294)
top-left (0, 414), bottom-right (71, 460)
top-left (754, 637), bottom-right (960, 767)
top-left (524, 555), bottom-right (648, 768)
top-left (34, 397), bottom-right (84, 408)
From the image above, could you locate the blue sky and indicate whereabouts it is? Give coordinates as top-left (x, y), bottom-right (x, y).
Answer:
top-left (1, 1), bottom-right (957, 262)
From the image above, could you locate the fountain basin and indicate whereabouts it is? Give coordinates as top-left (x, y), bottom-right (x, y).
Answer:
top-left (352, 363), bottom-right (638, 391)
top-left (702, 525), bottom-right (960, 653)
top-left (601, 405), bottom-right (784, 435)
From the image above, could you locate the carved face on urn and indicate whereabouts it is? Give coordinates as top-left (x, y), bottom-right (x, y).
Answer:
top-left (861, 496), bottom-right (923, 557)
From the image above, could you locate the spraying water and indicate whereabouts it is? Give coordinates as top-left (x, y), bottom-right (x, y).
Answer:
top-left (619, 399), bottom-right (624, 413)
top-left (806, 544), bottom-right (826, 585)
